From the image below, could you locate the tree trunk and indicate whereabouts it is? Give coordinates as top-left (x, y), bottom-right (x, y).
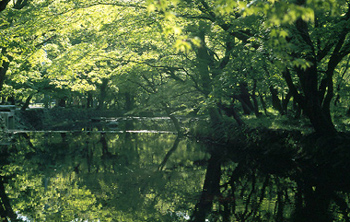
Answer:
top-left (86, 92), bottom-right (93, 108)
top-left (124, 92), bottom-right (134, 112)
top-left (269, 86), bottom-right (284, 115)
top-left (298, 65), bottom-right (336, 135)
top-left (251, 80), bottom-right (261, 117)
top-left (57, 98), bottom-right (66, 107)
top-left (217, 102), bottom-right (245, 126)
top-left (7, 96), bottom-right (15, 105)
top-left (292, 13), bottom-right (338, 135)
top-left (282, 68), bottom-right (336, 135)
top-left (238, 82), bottom-right (254, 115)
top-left (208, 107), bottom-right (224, 126)
top-left (0, 48), bottom-right (12, 93)
top-left (293, 99), bottom-right (302, 119)
top-left (195, 24), bottom-right (225, 126)
top-left (21, 94), bottom-right (33, 111)
top-left (259, 92), bottom-right (268, 116)
top-left (97, 78), bottom-right (108, 110)
top-left (282, 91), bottom-right (292, 114)
top-left (303, 104), bottom-right (336, 135)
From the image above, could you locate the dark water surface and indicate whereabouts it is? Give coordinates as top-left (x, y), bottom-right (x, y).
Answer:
top-left (1, 118), bottom-right (349, 221)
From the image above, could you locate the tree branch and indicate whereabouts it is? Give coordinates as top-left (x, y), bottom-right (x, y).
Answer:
top-left (127, 78), bottom-right (154, 94)
top-left (282, 68), bottom-right (304, 105)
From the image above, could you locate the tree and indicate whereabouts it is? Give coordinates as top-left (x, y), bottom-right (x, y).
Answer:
top-left (4, 1), bottom-right (350, 222)
top-left (149, 0), bottom-right (350, 135)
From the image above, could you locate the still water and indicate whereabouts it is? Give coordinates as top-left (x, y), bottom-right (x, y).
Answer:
top-left (2, 131), bottom-right (210, 222)
top-left (1, 118), bottom-right (348, 221)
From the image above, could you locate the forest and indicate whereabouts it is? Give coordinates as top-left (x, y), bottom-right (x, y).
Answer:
top-left (1, 0), bottom-right (350, 221)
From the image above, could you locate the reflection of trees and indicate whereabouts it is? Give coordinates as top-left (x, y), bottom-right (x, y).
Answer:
top-left (190, 150), bottom-right (297, 222)
top-left (0, 177), bottom-right (17, 222)
top-left (0, 143), bottom-right (17, 222)
top-left (190, 128), bottom-right (350, 222)
top-left (191, 152), bottom-right (221, 221)
top-left (1, 132), bottom-right (207, 221)
top-left (5, 130), bottom-right (350, 221)
top-left (158, 136), bottom-right (181, 171)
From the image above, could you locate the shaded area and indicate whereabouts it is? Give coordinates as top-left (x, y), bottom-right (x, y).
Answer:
top-left (0, 145), bottom-right (17, 222)
top-left (190, 126), bottom-right (350, 222)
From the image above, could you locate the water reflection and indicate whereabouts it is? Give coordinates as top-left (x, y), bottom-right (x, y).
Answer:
top-left (1, 125), bottom-right (350, 221)
top-left (1, 131), bottom-right (208, 221)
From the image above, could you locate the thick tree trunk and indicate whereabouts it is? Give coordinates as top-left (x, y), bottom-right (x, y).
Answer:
top-left (235, 95), bottom-right (253, 115)
top-left (303, 104), bottom-right (336, 135)
top-left (291, 13), bottom-right (340, 135)
top-left (195, 25), bottom-right (225, 126)
top-left (297, 62), bottom-right (336, 134)
top-left (283, 68), bottom-right (336, 135)
top-left (298, 65), bottom-right (336, 135)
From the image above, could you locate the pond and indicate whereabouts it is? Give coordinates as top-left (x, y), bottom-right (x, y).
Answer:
top-left (1, 117), bottom-right (210, 222)
top-left (0, 117), bottom-right (349, 221)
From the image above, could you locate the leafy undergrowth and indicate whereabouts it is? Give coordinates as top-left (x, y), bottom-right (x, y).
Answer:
top-left (332, 106), bottom-right (350, 132)
top-left (241, 114), bottom-right (314, 134)
top-left (242, 109), bottom-right (350, 134)
top-left (188, 113), bottom-right (313, 143)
